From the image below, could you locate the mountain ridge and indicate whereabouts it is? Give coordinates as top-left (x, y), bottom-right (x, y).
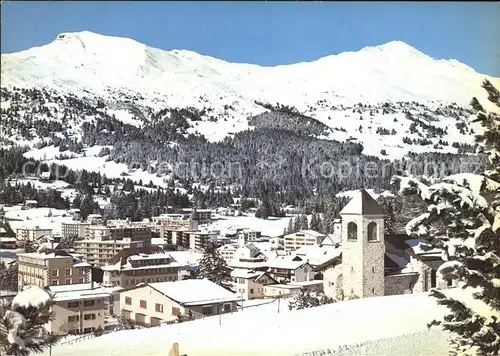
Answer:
top-left (2, 30), bottom-right (497, 112)
top-left (1, 30), bottom-right (499, 162)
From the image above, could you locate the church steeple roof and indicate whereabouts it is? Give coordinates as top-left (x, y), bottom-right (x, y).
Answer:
top-left (339, 189), bottom-right (384, 216)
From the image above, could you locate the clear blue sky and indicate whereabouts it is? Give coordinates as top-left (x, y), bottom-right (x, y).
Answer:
top-left (2, 1), bottom-right (499, 76)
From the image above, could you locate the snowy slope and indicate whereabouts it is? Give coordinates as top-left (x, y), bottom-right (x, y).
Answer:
top-left (39, 291), bottom-right (453, 356)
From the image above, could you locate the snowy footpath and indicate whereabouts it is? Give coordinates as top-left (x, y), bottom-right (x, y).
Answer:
top-left (40, 292), bottom-right (453, 356)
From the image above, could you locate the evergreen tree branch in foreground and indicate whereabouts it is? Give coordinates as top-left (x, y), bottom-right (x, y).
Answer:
top-left (0, 286), bottom-right (60, 356)
top-left (391, 80), bottom-right (500, 355)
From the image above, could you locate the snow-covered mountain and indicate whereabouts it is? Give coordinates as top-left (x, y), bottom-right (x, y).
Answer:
top-left (2, 31), bottom-right (498, 111)
top-left (1, 31), bottom-right (499, 168)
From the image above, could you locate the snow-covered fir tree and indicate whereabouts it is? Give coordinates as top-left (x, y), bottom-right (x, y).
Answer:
top-left (392, 80), bottom-right (500, 355)
top-left (0, 261), bottom-right (18, 292)
top-left (0, 286), bottom-right (60, 356)
top-left (196, 241), bottom-right (233, 291)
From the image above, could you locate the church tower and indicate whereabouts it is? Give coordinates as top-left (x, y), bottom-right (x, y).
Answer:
top-left (340, 189), bottom-right (385, 298)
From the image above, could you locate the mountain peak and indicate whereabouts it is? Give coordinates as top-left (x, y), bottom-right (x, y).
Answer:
top-left (360, 40), bottom-right (426, 57)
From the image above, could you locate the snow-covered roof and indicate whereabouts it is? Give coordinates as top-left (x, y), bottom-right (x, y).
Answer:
top-left (230, 269), bottom-right (262, 279)
top-left (267, 256), bottom-right (309, 270)
top-left (148, 279), bottom-right (241, 305)
top-left (48, 283), bottom-right (122, 302)
top-left (128, 252), bottom-right (172, 261)
top-left (17, 251), bottom-right (71, 260)
top-left (73, 261), bottom-right (92, 268)
top-left (297, 230), bottom-right (326, 237)
top-left (340, 188), bottom-right (384, 216)
top-left (406, 238), bottom-right (442, 256)
top-left (229, 260), bottom-right (269, 270)
top-left (166, 251), bottom-right (203, 266)
top-left (288, 280), bottom-right (323, 287)
top-left (293, 245), bottom-right (341, 266)
top-left (322, 234), bottom-right (341, 245)
top-left (285, 230), bottom-right (326, 238)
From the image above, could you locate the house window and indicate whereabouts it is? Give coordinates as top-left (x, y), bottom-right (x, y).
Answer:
top-left (430, 269), bottom-right (437, 288)
top-left (51, 280), bottom-right (59, 286)
top-left (83, 313), bottom-right (96, 320)
top-left (171, 307), bottom-right (180, 315)
top-left (83, 300), bottom-right (95, 307)
top-left (65, 268), bottom-right (72, 276)
top-left (51, 269), bottom-right (59, 277)
top-left (201, 306), bottom-right (213, 315)
top-left (223, 304), bottom-right (231, 312)
top-left (447, 279), bottom-right (453, 287)
top-left (347, 222), bottom-right (358, 240)
top-left (367, 222), bottom-right (378, 241)
top-left (140, 300), bottom-right (147, 309)
top-left (65, 279), bottom-right (72, 285)
top-left (250, 289), bottom-right (254, 294)
top-left (78, 278), bottom-right (85, 283)
top-left (79, 269), bottom-right (85, 275)
top-left (125, 297), bottom-right (132, 305)
top-left (68, 315), bottom-right (79, 322)
top-left (68, 301), bottom-right (79, 308)
top-left (155, 303), bottom-right (163, 313)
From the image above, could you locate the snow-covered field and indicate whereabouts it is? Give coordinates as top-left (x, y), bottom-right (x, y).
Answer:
top-left (40, 292), bottom-right (452, 356)
top-left (4, 206), bottom-right (72, 235)
top-left (203, 215), bottom-right (291, 237)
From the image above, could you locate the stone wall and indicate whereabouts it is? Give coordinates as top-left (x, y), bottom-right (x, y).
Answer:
top-left (323, 265), bottom-right (343, 300)
top-left (411, 257), bottom-right (452, 293)
top-left (384, 273), bottom-right (419, 296)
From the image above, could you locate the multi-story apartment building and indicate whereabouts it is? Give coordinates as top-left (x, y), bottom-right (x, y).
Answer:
top-left (17, 250), bottom-right (91, 290)
top-left (74, 224), bottom-right (151, 266)
top-left (283, 230), bottom-right (327, 251)
top-left (188, 230), bottom-right (218, 251)
top-left (152, 214), bottom-right (198, 232)
top-left (180, 208), bottom-right (213, 220)
top-left (61, 222), bottom-right (90, 239)
top-left (74, 240), bottom-right (144, 266)
top-left (16, 226), bottom-right (52, 241)
top-left (46, 283), bottom-right (122, 335)
top-left (102, 248), bottom-right (182, 287)
top-left (85, 225), bottom-right (151, 243)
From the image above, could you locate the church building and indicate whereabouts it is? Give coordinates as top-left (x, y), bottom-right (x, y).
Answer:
top-left (323, 189), bottom-right (456, 300)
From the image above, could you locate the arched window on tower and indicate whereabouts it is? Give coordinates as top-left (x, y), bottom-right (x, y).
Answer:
top-left (367, 222), bottom-right (378, 241)
top-left (347, 222), bottom-right (358, 240)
